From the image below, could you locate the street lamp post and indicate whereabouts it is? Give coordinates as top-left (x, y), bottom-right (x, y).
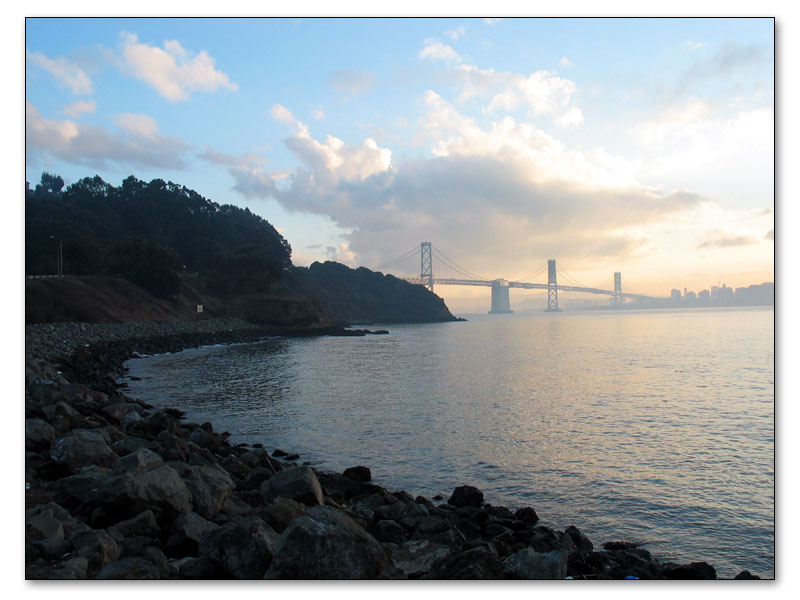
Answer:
top-left (49, 235), bottom-right (62, 276)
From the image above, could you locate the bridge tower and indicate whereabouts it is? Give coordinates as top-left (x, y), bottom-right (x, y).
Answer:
top-left (613, 272), bottom-right (622, 306)
top-left (420, 241), bottom-right (433, 292)
top-left (546, 259), bottom-right (561, 312)
top-left (489, 279), bottom-right (513, 314)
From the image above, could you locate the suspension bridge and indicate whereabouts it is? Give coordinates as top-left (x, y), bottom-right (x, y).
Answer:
top-left (376, 242), bottom-right (663, 313)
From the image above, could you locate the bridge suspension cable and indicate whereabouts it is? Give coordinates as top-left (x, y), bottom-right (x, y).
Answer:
top-left (516, 261), bottom-right (548, 283)
top-left (376, 246), bottom-right (419, 272)
top-left (556, 263), bottom-right (591, 289)
top-left (432, 244), bottom-right (488, 281)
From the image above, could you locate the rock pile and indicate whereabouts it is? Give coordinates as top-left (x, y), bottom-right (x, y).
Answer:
top-left (24, 322), bottom-right (759, 579)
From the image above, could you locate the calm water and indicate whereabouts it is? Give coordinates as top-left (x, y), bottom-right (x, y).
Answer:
top-left (125, 307), bottom-right (774, 578)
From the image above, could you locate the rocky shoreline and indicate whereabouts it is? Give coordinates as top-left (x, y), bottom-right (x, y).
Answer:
top-left (25, 319), bottom-right (761, 580)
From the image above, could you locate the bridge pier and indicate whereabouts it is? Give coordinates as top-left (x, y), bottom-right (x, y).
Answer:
top-left (546, 259), bottom-right (561, 312)
top-left (489, 279), bottom-right (513, 314)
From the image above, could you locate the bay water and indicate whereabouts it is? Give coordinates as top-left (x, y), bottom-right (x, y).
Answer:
top-left (124, 307), bottom-right (774, 578)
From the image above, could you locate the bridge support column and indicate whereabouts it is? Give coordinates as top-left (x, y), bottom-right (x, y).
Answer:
top-left (489, 280), bottom-right (513, 314)
top-left (546, 259), bottom-right (561, 312)
top-left (420, 241), bottom-right (433, 292)
top-left (613, 272), bottom-right (622, 306)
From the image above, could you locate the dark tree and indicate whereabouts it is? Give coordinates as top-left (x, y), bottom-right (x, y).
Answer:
top-left (103, 236), bottom-right (182, 297)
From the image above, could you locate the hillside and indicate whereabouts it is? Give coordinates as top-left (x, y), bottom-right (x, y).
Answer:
top-left (25, 173), bottom-right (459, 327)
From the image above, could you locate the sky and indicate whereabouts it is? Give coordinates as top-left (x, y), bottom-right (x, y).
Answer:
top-left (24, 15), bottom-right (775, 313)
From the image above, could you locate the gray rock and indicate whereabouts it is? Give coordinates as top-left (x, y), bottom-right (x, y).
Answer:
top-left (95, 556), bottom-right (163, 579)
top-left (261, 466), bottom-right (323, 507)
top-left (50, 429), bottom-right (119, 473)
top-left (502, 547), bottom-right (568, 579)
top-left (26, 508), bottom-right (65, 542)
top-left (51, 557), bottom-right (89, 579)
top-left (83, 464), bottom-right (193, 524)
top-left (120, 410), bottom-right (143, 431)
top-left (109, 510), bottom-right (160, 538)
top-left (448, 485), bottom-right (484, 508)
top-left (266, 505), bottom-right (392, 579)
top-left (170, 463), bottom-right (235, 519)
top-left (198, 521), bottom-right (275, 579)
top-left (165, 511), bottom-right (219, 557)
top-left (426, 545), bottom-right (502, 579)
top-left (25, 418), bottom-right (56, 452)
top-left (385, 539), bottom-right (452, 577)
top-left (111, 448), bottom-right (165, 475)
top-left (256, 497), bottom-right (306, 533)
top-left (70, 529), bottom-right (122, 573)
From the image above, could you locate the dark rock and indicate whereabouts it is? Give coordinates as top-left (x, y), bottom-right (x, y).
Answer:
top-left (141, 546), bottom-right (175, 577)
top-left (256, 498), bottom-right (306, 533)
top-left (70, 528), bottom-right (122, 573)
top-left (377, 520), bottom-right (407, 544)
top-left (26, 506), bottom-right (65, 542)
top-left (111, 447), bottom-right (164, 474)
top-left (178, 556), bottom-right (219, 579)
top-left (112, 436), bottom-right (158, 457)
top-left (241, 466), bottom-right (273, 491)
top-left (564, 525), bottom-right (593, 554)
top-left (95, 556), bottom-right (163, 579)
top-left (427, 546), bottom-right (503, 579)
top-left (385, 539), bottom-right (452, 578)
top-left (108, 509), bottom-right (160, 539)
top-left (80, 463), bottom-right (193, 526)
top-left (663, 561), bottom-right (716, 580)
top-left (51, 557), bottom-right (90, 579)
top-left (170, 462), bottom-right (235, 519)
top-left (188, 427), bottom-right (222, 452)
top-left (503, 547), bottom-right (568, 579)
top-left (25, 418), bottom-right (56, 452)
top-left (266, 505), bottom-right (392, 579)
top-left (514, 506), bottom-right (539, 525)
top-left (50, 429), bottom-right (119, 473)
top-left (101, 401), bottom-right (139, 423)
top-left (343, 465), bottom-right (372, 483)
top-left (33, 537), bottom-right (73, 560)
top-left (261, 465), bottom-right (323, 507)
top-left (165, 511), bottom-right (219, 557)
top-left (198, 521), bottom-right (275, 579)
top-left (448, 485), bottom-right (484, 508)
top-left (602, 540), bottom-right (639, 550)
top-left (272, 449), bottom-right (288, 457)
top-left (734, 570), bottom-right (761, 579)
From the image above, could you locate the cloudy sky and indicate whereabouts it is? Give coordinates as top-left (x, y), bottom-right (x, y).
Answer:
top-left (25, 16), bottom-right (774, 312)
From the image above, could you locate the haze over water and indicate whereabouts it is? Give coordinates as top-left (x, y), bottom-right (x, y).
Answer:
top-left (125, 307), bottom-right (774, 579)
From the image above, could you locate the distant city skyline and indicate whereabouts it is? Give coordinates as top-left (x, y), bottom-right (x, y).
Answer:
top-left (24, 16), bottom-right (774, 313)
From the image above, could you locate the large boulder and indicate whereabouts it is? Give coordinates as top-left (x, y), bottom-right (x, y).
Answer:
top-left (80, 462), bottom-right (193, 525)
top-left (50, 429), bottom-right (119, 473)
top-left (170, 463), bottom-right (235, 519)
top-left (663, 561), bottom-right (716, 580)
top-left (165, 511), bottom-right (219, 557)
top-left (25, 418), bottom-right (56, 452)
top-left (198, 521), bottom-right (276, 579)
top-left (385, 539), bottom-right (452, 578)
top-left (426, 546), bottom-right (503, 579)
top-left (502, 547), bottom-right (568, 579)
top-left (448, 485), bottom-right (484, 508)
top-left (261, 466), bottom-right (323, 507)
top-left (69, 529), bottom-right (121, 573)
top-left (94, 556), bottom-right (163, 580)
top-left (266, 505), bottom-right (393, 579)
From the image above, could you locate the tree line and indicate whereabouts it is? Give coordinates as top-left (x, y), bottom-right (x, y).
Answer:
top-left (26, 172), bottom-right (293, 297)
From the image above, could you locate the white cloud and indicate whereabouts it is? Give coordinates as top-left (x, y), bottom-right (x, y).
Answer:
top-left (118, 32), bottom-right (238, 101)
top-left (115, 113), bottom-right (160, 138)
top-left (225, 97), bottom-right (703, 276)
top-left (62, 100), bottom-right (97, 118)
top-left (484, 18), bottom-right (502, 25)
top-left (684, 40), bottom-right (708, 50)
top-left (555, 107), bottom-right (584, 129)
top-left (445, 26), bottom-right (467, 41)
top-left (419, 38), bottom-right (461, 62)
top-left (486, 70), bottom-right (578, 117)
top-left (270, 103), bottom-right (297, 126)
top-left (559, 57), bottom-right (575, 68)
top-left (325, 69), bottom-right (375, 98)
top-left (312, 107), bottom-right (326, 120)
top-left (26, 102), bottom-right (189, 170)
top-left (26, 50), bottom-right (93, 95)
